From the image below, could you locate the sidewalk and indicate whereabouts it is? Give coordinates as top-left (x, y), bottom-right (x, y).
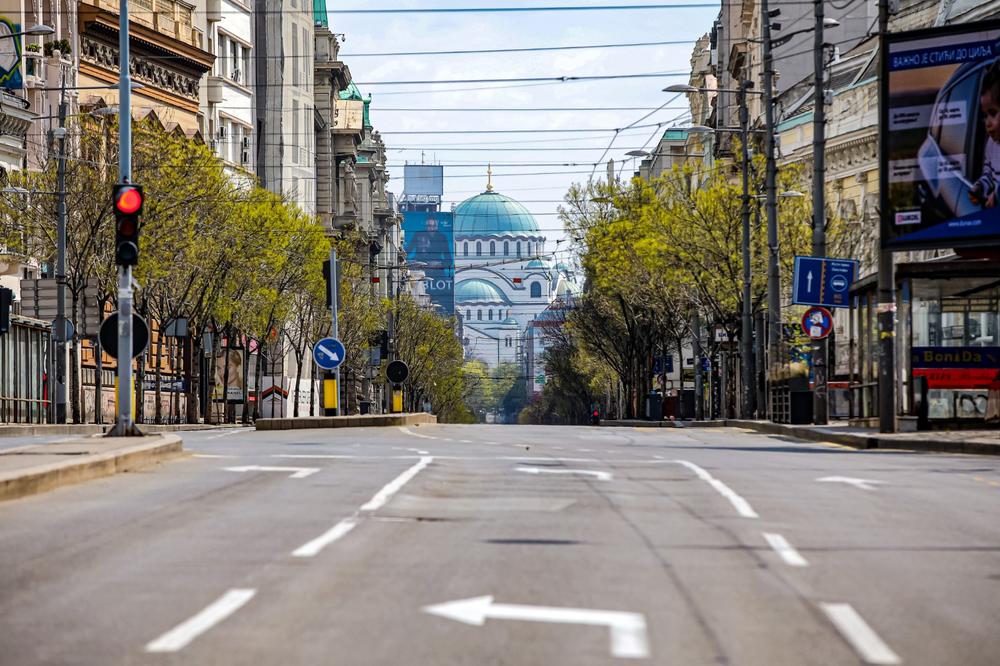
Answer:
top-left (256, 412), bottom-right (437, 431)
top-left (0, 423), bottom-right (244, 438)
top-left (684, 419), bottom-right (1000, 456)
top-left (0, 434), bottom-right (184, 502)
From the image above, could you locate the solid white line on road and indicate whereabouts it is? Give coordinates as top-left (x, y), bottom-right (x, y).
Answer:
top-left (292, 518), bottom-right (359, 558)
top-left (517, 467), bottom-right (613, 482)
top-left (206, 429), bottom-right (242, 440)
top-left (762, 532), bottom-right (808, 567)
top-left (360, 456), bottom-right (434, 512)
top-left (674, 460), bottom-right (759, 518)
top-left (399, 426), bottom-right (437, 440)
top-left (192, 454), bottom-right (236, 459)
top-left (820, 603), bottom-right (901, 665)
top-left (145, 588), bottom-right (256, 653)
top-left (423, 595), bottom-right (649, 659)
top-left (224, 465), bottom-right (320, 479)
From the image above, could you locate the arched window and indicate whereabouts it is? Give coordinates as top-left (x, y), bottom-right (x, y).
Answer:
top-left (477, 309), bottom-right (483, 321)
top-left (488, 309), bottom-right (494, 321)
top-left (490, 241), bottom-right (496, 256)
top-left (527, 242), bottom-right (533, 256)
top-left (503, 241), bottom-right (509, 256)
top-left (463, 242), bottom-right (469, 256)
top-left (516, 241), bottom-right (521, 257)
top-left (530, 282), bottom-right (542, 298)
top-left (476, 241), bottom-right (482, 256)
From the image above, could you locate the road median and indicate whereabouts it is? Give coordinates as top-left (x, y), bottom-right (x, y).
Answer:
top-left (0, 434), bottom-right (184, 502)
top-left (256, 412), bottom-right (437, 431)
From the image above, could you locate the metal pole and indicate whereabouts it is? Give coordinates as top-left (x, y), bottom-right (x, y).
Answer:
top-left (54, 74), bottom-right (68, 424)
top-left (330, 247), bottom-right (340, 416)
top-left (761, 0), bottom-right (781, 420)
top-left (693, 311), bottom-right (704, 420)
top-left (111, 0), bottom-right (138, 436)
top-left (877, 0), bottom-right (896, 433)
top-left (811, 0), bottom-right (829, 425)
top-left (739, 82), bottom-right (755, 419)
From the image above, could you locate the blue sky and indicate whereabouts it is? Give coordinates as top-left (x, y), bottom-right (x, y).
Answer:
top-left (328, 1), bottom-right (721, 252)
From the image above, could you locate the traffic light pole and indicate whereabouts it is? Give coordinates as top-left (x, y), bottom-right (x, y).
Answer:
top-left (110, 0), bottom-right (139, 436)
top-left (811, 0), bottom-right (829, 425)
top-left (330, 247), bottom-right (340, 416)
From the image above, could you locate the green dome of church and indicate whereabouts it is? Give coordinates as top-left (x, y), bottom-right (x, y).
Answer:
top-left (455, 278), bottom-right (511, 303)
top-left (454, 190), bottom-right (540, 238)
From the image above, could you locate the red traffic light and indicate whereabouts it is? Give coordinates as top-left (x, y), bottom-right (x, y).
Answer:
top-left (115, 187), bottom-right (143, 215)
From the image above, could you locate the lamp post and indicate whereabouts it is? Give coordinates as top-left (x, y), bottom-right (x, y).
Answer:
top-left (0, 24), bottom-right (55, 39)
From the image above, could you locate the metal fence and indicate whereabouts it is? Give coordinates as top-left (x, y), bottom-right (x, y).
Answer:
top-left (0, 315), bottom-right (51, 423)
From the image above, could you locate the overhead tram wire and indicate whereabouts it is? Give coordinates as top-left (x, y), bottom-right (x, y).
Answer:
top-left (340, 39), bottom-right (696, 57)
top-left (353, 71), bottom-right (689, 86)
top-left (329, 4), bottom-right (718, 14)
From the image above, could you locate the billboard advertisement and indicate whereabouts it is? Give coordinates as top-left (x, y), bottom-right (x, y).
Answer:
top-left (0, 19), bottom-right (23, 91)
top-left (403, 165), bottom-right (444, 198)
top-left (402, 211), bottom-right (455, 314)
top-left (883, 20), bottom-right (1000, 249)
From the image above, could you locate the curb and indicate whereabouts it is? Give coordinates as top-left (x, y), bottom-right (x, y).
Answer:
top-left (0, 423), bottom-right (245, 438)
top-left (0, 434), bottom-right (184, 502)
top-left (696, 420), bottom-right (1000, 456)
top-left (256, 413), bottom-right (438, 431)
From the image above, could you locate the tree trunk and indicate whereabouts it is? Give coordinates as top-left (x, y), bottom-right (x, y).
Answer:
top-left (186, 333), bottom-right (199, 424)
top-left (293, 353), bottom-right (303, 418)
top-left (154, 326), bottom-right (164, 424)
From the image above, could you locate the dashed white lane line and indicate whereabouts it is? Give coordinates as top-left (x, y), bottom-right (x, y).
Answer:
top-left (145, 588), bottom-right (256, 653)
top-left (192, 454), bottom-right (236, 459)
top-left (460, 439), bottom-right (474, 444)
top-left (762, 532), bottom-right (808, 567)
top-left (292, 456), bottom-right (434, 558)
top-left (674, 460), bottom-right (759, 519)
top-left (407, 447), bottom-right (430, 455)
top-left (399, 426), bottom-right (437, 440)
top-left (205, 430), bottom-right (242, 440)
top-left (820, 603), bottom-right (901, 665)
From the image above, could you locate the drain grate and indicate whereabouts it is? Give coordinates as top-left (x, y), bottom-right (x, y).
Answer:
top-left (484, 538), bottom-right (580, 546)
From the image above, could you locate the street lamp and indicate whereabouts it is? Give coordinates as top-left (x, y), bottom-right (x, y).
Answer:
top-left (0, 24), bottom-right (55, 39)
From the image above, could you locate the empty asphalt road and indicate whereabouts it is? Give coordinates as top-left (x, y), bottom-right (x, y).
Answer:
top-left (1, 424), bottom-right (998, 665)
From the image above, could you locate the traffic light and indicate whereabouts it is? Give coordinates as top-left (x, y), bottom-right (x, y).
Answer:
top-left (113, 183), bottom-right (143, 266)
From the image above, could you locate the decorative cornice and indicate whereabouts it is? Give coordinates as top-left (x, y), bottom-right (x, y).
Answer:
top-left (81, 34), bottom-right (201, 102)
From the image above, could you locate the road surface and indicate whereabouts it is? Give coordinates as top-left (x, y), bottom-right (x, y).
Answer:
top-left (1, 424), bottom-right (998, 664)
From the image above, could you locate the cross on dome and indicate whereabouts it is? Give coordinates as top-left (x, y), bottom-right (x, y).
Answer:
top-left (486, 164), bottom-right (494, 192)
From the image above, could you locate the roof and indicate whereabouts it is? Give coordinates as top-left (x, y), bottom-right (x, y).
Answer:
top-left (661, 128), bottom-right (689, 142)
top-left (455, 279), bottom-right (511, 304)
top-left (454, 191), bottom-right (540, 238)
top-left (525, 258), bottom-right (551, 269)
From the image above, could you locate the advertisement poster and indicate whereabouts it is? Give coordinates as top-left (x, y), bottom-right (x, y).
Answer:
top-left (0, 18), bottom-right (23, 91)
top-left (883, 20), bottom-right (1000, 249)
top-left (402, 211), bottom-right (455, 314)
top-left (212, 349), bottom-right (245, 403)
top-left (911, 346), bottom-right (1000, 389)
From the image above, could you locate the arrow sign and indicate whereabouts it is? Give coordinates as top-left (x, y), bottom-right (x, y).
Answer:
top-left (423, 595), bottom-right (649, 659)
top-left (806, 270), bottom-right (814, 294)
top-left (817, 476), bottom-right (884, 491)
top-left (517, 467), bottom-right (612, 482)
top-left (225, 465), bottom-right (320, 479)
top-left (313, 337), bottom-right (346, 370)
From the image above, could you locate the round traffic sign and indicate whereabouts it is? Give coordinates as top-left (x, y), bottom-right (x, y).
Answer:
top-left (830, 274), bottom-right (849, 292)
top-left (98, 312), bottom-right (150, 359)
top-left (801, 306), bottom-right (834, 340)
top-left (313, 337), bottom-right (346, 370)
top-left (386, 360), bottom-right (409, 384)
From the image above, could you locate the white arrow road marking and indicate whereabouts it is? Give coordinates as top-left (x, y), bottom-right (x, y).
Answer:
top-left (817, 476), bottom-right (885, 491)
top-left (674, 460), bottom-right (758, 518)
top-left (224, 465), bottom-right (320, 479)
top-left (820, 603), bottom-right (901, 664)
top-left (517, 467), bottom-right (612, 482)
top-left (762, 532), bottom-right (809, 567)
top-left (424, 595), bottom-right (649, 659)
top-left (145, 588), bottom-right (256, 653)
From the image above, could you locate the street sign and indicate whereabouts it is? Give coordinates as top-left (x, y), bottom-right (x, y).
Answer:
top-left (792, 256), bottom-right (858, 308)
top-left (99, 312), bottom-right (149, 359)
top-left (386, 359), bottom-right (409, 384)
top-left (313, 337), bottom-right (345, 370)
top-left (51, 317), bottom-right (74, 342)
top-left (801, 306), bottom-right (834, 341)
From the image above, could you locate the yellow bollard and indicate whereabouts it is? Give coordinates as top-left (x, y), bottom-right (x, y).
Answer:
top-left (323, 378), bottom-right (339, 410)
top-left (113, 377), bottom-right (136, 421)
top-left (391, 388), bottom-right (403, 414)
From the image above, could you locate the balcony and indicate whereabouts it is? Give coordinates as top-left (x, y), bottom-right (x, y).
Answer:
top-left (84, 0), bottom-right (204, 49)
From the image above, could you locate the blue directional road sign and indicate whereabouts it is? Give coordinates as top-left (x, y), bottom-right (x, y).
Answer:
top-left (792, 256), bottom-right (858, 308)
top-left (313, 337), bottom-right (346, 370)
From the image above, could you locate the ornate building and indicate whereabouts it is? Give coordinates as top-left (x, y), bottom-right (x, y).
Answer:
top-left (454, 173), bottom-right (578, 367)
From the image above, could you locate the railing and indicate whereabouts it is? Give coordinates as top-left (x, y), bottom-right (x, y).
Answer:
top-left (0, 318), bottom-right (50, 424)
top-left (86, 0), bottom-right (203, 48)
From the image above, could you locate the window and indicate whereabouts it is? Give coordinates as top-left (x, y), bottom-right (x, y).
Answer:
top-left (490, 241), bottom-right (496, 256)
top-left (292, 101), bottom-right (300, 164)
top-left (466, 309), bottom-right (471, 320)
top-left (291, 27), bottom-right (299, 86)
top-left (229, 39), bottom-right (240, 82)
top-left (476, 242), bottom-right (482, 256)
top-left (503, 241), bottom-right (509, 256)
top-left (477, 309), bottom-right (482, 321)
top-left (488, 310), bottom-right (494, 321)
top-left (516, 241), bottom-right (521, 257)
top-left (530, 282), bottom-right (542, 298)
top-left (527, 242), bottom-right (533, 256)
top-left (463, 242), bottom-right (468, 256)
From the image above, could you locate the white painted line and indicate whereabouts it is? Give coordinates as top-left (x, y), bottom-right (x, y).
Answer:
top-left (820, 603), bottom-right (901, 665)
top-left (292, 517), bottom-right (359, 558)
top-left (400, 426), bottom-right (436, 440)
top-left (517, 467), bottom-right (612, 482)
top-left (407, 448), bottom-right (430, 455)
top-left (360, 456), bottom-right (433, 512)
top-left (817, 476), bottom-right (884, 491)
top-left (192, 454), bottom-right (236, 459)
top-left (762, 532), bottom-right (808, 567)
top-left (460, 439), bottom-right (473, 444)
top-left (423, 595), bottom-right (649, 659)
top-left (224, 465), bottom-right (320, 479)
top-left (145, 588), bottom-right (256, 653)
top-left (206, 430), bottom-right (242, 440)
top-left (674, 460), bottom-right (759, 518)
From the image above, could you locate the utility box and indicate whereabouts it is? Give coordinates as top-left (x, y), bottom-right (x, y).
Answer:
top-left (645, 390), bottom-right (664, 421)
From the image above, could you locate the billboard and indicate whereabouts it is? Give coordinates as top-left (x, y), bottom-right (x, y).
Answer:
top-left (0, 19), bottom-right (23, 91)
top-left (402, 211), bottom-right (455, 314)
top-left (403, 165), bottom-right (444, 198)
top-left (883, 20), bottom-right (1000, 249)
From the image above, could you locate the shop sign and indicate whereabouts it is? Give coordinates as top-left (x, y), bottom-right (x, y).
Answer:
top-left (912, 346), bottom-right (1000, 388)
